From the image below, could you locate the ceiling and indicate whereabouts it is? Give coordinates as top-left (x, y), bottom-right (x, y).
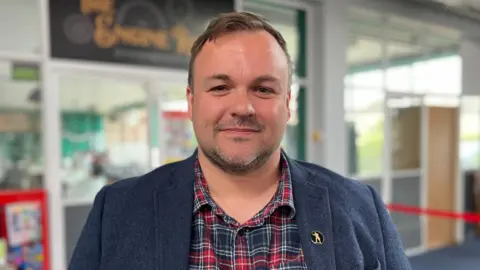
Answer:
top-left (432, 0), bottom-right (480, 12)
top-left (0, 0), bottom-right (467, 114)
top-left (347, 5), bottom-right (461, 67)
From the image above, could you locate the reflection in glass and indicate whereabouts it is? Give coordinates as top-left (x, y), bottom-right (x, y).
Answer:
top-left (346, 112), bottom-right (384, 177)
top-left (345, 90), bottom-right (384, 177)
top-left (282, 84), bottom-right (300, 159)
top-left (388, 96), bottom-right (422, 171)
top-left (0, 60), bottom-right (43, 190)
top-left (460, 96), bottom-right (480, 169)
top-left (156, 83), bottom-right (196, 164)
top-left (58, 75), bottom-right (148, 202)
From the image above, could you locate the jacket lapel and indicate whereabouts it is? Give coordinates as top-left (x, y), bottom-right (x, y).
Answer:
top-left (154, 154), bottom-right (196, 270)
top-left (152, 151), bottom-right (336, 269)
top-left (288, 159), bottom-right (336, 270)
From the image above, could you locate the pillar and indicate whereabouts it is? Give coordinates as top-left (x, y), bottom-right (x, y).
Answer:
top-left (307, 0), bottom-right (348, 175)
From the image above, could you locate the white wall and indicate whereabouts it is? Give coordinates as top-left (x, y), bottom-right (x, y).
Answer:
top-left (0, 0), bottom-right (41, 54)
top-left (308, 0), bottom-right (348, 173)
top-left (460, 40), bottom-right (480, 96)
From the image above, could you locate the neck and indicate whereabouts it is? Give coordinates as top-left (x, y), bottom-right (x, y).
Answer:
top-left (197, 148), bottom-right (282, 200)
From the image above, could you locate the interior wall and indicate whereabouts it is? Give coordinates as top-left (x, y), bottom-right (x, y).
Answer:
top-left (426, 106), bottom-right (459, 249)
top-left (461, 40), bottom-right (480, 96)
top-left (0, 0), bottom-right (40, 53)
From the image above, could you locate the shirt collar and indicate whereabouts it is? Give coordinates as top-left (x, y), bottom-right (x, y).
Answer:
top-left (192, 152), bottom-right (296, 219)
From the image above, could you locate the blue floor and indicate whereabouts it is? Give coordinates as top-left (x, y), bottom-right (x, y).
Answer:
top-left (409, 240), bottom-right (480, 270)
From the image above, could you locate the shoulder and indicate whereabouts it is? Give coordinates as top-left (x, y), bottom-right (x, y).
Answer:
top-left (100, 159), bottom-right (191, 206)
top-left (293, 159), bottom-right (377, 200)
top-left (292, 160), bottom-right (389, 239)
top-left (291, 159), bottom-right (380, 216)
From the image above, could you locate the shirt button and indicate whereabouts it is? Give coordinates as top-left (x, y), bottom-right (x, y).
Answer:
top-left (237, 228), bottom-right (246, 236)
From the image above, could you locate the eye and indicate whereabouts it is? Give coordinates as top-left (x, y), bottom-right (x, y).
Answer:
top-left (255, 86), bottom-right (274, 94)
top-left (210, 85), bottom-right (228, 91)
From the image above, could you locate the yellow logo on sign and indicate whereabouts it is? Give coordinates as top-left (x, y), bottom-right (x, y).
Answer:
top-left (80, 0), bottom-right (195, 55)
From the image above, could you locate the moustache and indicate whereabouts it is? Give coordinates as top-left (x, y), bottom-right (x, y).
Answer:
top-left (214, 117), bottom-right (264, 132)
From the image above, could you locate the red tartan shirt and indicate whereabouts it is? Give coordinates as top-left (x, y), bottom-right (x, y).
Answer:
top-left (188, 155), bottom-right (306, 270)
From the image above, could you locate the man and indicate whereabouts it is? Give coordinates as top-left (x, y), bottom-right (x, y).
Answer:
top-left (69, 12), bottom-right (411, 270)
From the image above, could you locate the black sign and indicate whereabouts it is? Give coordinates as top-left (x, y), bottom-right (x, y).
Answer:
top-left (49, 0), bottom-right (234, 69)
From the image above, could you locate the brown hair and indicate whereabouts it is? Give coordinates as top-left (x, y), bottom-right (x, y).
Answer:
top-left (188, 11), bottom-right (292, 88)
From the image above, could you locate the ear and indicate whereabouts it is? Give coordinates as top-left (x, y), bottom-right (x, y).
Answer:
top-left (187, 86), bottom-right (194, 121)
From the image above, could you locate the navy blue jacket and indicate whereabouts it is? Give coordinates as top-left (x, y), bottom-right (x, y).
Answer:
top-left (69, 152), bottom-right (411, 270)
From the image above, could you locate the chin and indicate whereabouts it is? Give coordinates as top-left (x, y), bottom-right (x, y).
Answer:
top-left (220, 148), bottom-right (258, 161)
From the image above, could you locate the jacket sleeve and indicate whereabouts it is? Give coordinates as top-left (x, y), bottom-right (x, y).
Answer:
top-left (68, 186), bottom-right (109, 270)
top-left (368, 185), bottom-right (412, 270)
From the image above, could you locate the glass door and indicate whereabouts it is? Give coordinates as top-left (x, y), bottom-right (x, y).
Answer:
top-left (56, 74), bottom-right (151, 203)
top-left (385, 92), bottom-right (424, 251)
top-left (53, 71), bottom-right (153, 263)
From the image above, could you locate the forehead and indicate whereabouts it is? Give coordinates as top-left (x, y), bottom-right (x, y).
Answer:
top-left (193, 31), bottom-right (289, 82)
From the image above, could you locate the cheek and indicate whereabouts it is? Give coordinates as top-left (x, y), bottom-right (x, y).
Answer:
top-left (255, 101), bottom-right (289, 128)
top-left (193, 97), bottom-right (225, 127)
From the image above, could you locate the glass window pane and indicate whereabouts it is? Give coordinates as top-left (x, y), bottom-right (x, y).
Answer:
top-left (345, 89), bottom-right (384, 113)
top-left (460, 96), bottom-right (480, 169)
top-left (386, 65), bottom-right (412, 92)
top-left (344, 75), bottom-right (352, 88)
top-left (59, 75), bottom-right (148, 202)
top-left (350, 70), bottom-right (383, 91)
top-left (0, 59), bottom-right (43, 190)
top-left (159, 82), bottom-right (196, 164)
top-left (388, 97), bottom-right (422, 171)
top-left (346, 112), bottom-right (384, 177)
top-left (345, 90), bottom-right (384, 177)
top-left (414, 56), bottom-right (461, 95)
top-left (282, 84), bottom-right (301, 159)
top-left (412, 61), bottom-right (429, 93)
top-left (0, 0), bottom-right (41, 54)
top-left (426, 56), bottom-right (461, 95)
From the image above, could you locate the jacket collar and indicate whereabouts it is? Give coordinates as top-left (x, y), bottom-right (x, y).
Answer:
top-left (153, 149), bottom-right (336, 269)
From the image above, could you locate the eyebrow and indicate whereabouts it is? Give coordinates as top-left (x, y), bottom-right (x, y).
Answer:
top-left (204, 74), bottom-right (280, 84)
top-left (251, 75), bottom-right (280, 85)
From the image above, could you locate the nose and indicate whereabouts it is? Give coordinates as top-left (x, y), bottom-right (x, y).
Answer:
top-left (230, 89), bottom-right (255, 117)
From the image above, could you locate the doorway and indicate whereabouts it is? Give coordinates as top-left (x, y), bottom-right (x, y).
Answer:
top-left (49, 65), bottom-right (189, 262)
top-left (55, 73), bottom-right (151, 202)
top-left (384, 92), bottom-right (460, 252)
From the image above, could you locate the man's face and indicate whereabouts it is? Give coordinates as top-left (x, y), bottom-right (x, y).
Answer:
top-left (187, 30), bottom-right (291, 174)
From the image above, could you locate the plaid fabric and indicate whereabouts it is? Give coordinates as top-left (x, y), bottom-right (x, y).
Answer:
top-left (189, 155), bottom-right (306, 270)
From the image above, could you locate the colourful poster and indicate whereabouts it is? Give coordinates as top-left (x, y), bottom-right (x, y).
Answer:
top-left (4, 202), bottom-right (42, 246)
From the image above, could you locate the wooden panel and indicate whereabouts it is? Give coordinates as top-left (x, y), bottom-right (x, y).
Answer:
top-left (426, 107), bottom-right (458, 249)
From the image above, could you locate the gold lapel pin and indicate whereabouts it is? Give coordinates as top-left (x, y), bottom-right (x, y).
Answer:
top-left (310, 230), bottom-right (324, 245)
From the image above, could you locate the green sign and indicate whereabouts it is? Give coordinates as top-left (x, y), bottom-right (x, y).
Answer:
top-left (11, 63), bottom-right (39, 81)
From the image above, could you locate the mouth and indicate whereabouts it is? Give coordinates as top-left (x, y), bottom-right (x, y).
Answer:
top-left (220, 128), bottom-right (261, 135)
